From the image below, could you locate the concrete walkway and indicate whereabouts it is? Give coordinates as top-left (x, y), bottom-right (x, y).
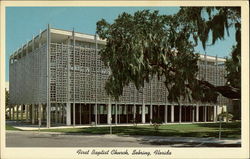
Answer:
top-left (6, 120), bottom-right (216, 131)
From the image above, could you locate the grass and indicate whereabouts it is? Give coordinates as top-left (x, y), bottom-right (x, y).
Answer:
top-left (6, 124), bottom-right (22, 131)
top-left (39, 122), bottom-right (241, 139)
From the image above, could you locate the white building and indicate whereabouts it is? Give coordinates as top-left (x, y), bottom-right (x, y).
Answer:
top-left (9, 25), bottom-right (231, 127)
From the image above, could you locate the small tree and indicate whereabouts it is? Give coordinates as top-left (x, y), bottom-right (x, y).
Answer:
top-left (151, 118), bottom-right (163, 132)
top-left (218, 112), bottom-right (233, 122)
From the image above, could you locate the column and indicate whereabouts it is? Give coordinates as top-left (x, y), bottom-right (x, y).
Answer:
top-left (150, 105), bottom-right (153, 123)
top-left (43, 104), bottom-right (46, 124)
top-left (38, 104), bottom-right (42, 126)
top-left (89, 105), bottom-right (91, 124)
top-left (73, 103), bottom-right (76, 126)
top-left (66, 102), bottom-right (71, 126)
top-left (79, 104), bottom-right (82, 125)
top-left (35, 105), bottom-right (38, 123)
top-left (226, 106), bottom-right (229, 123)
top-left (118, 105), bottom-right (120, 123)
top-left (25, 105), bottom-right (28, 122)
top-left (59, 104), bottom-right (62, 124)
top-left (133, 104), bottom-right (136, 121)
top-left (12, 107), bottom-right (15, 120)
top-left (204, 106), bottom-right (207, 122)
top-left (214, 105), bottom-right (217, 122)
top-left (16, 105), bottom-right (19, 121)
top-left (179, 105), bottom-right (182, 123)
top-left (164, 105), bottom-right (168, 124)
top-left (20, 105), bottom-right (23, 122)
top-left (107, 98), bottom-right (112, 124)
top-left (94, 34), bottom-right (98, 126)
top-left (32, 105), bottom-right (35, 124)
top-left (192, 106), bottom-right (194, 122)
top-left (115, 103), bottom-right (118, 125)
top-left (171, 105), bottom-right (174, 123)
top-left (41, 104), bottom-right (44, 125)
top-left (29, 105), bottom-right (32, 122)
top-left (142, 90), bottom-right (145, 124)
top-left (8, 106), bottom-right (11, 120)
top-left (196, 104), bottom-right (199, 122)
top-left (55, 103), bottom-right (58, 124)
top-left (95, 104), bottom-right (97, 125)
top-left (46, 24), bottom-right (51, 128)
top-left (142, 104), bottom-right (145, 124)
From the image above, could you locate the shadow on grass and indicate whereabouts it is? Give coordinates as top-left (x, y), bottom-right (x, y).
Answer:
top-left (36, 121), bottom-right (241, 139)
top-left (57, 124), bottom-right (240, 139)
top-left (195, 122), bottom-right (241, 129)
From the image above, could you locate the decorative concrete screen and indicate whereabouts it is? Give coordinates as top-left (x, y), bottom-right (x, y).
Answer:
top-left (9, 26), bottom-right (231, 127)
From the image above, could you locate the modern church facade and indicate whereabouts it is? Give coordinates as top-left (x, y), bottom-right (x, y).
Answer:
top-left (9, 25), bottom-right (231, 128)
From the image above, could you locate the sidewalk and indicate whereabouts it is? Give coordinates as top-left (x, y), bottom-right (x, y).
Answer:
top-left (6, 120), bottom-right (216, 131)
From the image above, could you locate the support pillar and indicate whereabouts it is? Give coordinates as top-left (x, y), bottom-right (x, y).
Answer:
top-left (179, 105), bottom-right (182, 123)
top-left (133, 104), bottom-right (136, 121)
top-left (142, 104), bottom-right (145, 124)
top-left (107, 98), bottom-right (112, 124)
top-left (46, 24), bottom-right (51, 128)
top-left (43, 104), bottom-right (46, 124)
top-left (12, 106), bottom-right (15, 120)
top-left (73, 103), bottom-right (76, 126)
top-left (25, 105), bottom-right (28, 122)
top-left (204, 106), bottom-right (207, 122)
top-left (196, 105), bottom-right (199, 122)
top-left (79, 104), bottom-right (82, 125)
top-left (192, 106), bottom-right (195, 123)
top-left (142, 90), bottom-right (145, 124)
top-left (164, 105), bottom-right (168, 124)
top-left (59, 104), bottom-right (62, 124)
top-left (150, 105), bottom-right (153, 123)
top-left (66, 102), bottom-right (71, 126)
top-left (41, 104), bottom-right (44, 125)
top-left (20, 105), bottom-right (23, 122)
top-left (8, 106), bottom-right (11, 120)
top-left (16, 105), bottom-right (19, 121)
top-left (171, 105), bottom-right (174, 123)
top-left (38, 104), bottom-right (42, 126)
top-left (214, 105), bottom-right (217, 122)
top-left (32, 104), bottom-right (35, 124)
top-left (55, 103), bottom-right (58, 124)
top-left (115, 103), bottom-right (118, 125)
top-left (226, 106), bottom-right (229, 123)
top-left (95, 104), bottom-right (97, 125)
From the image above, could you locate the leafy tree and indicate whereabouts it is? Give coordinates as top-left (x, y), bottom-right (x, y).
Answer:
top-left (177, 7), bottom-right (241, 92)
top-left (96, 7), bottom-right (240, 103)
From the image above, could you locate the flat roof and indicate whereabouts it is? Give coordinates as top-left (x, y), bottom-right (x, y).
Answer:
top-left (10, 28), bottom-right (226, 63)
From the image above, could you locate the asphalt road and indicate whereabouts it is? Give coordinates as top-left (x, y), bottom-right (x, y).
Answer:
top-left (6, 131), bottom-right (240, 147)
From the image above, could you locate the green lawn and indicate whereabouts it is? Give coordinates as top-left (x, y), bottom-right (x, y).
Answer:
top-left (40, 122), bottom-right (241, 139)
top-left (6, 125), bottom-right (22, 131)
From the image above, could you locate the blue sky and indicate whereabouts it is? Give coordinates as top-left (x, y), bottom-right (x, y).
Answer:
top-left (5, 7), bottom-right (236, 82)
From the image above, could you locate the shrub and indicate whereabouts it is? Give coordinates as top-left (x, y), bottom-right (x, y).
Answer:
top-left (150, 118), bottom-right (163, 132)
top-left (218, 112), bottom-right (233, 121)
